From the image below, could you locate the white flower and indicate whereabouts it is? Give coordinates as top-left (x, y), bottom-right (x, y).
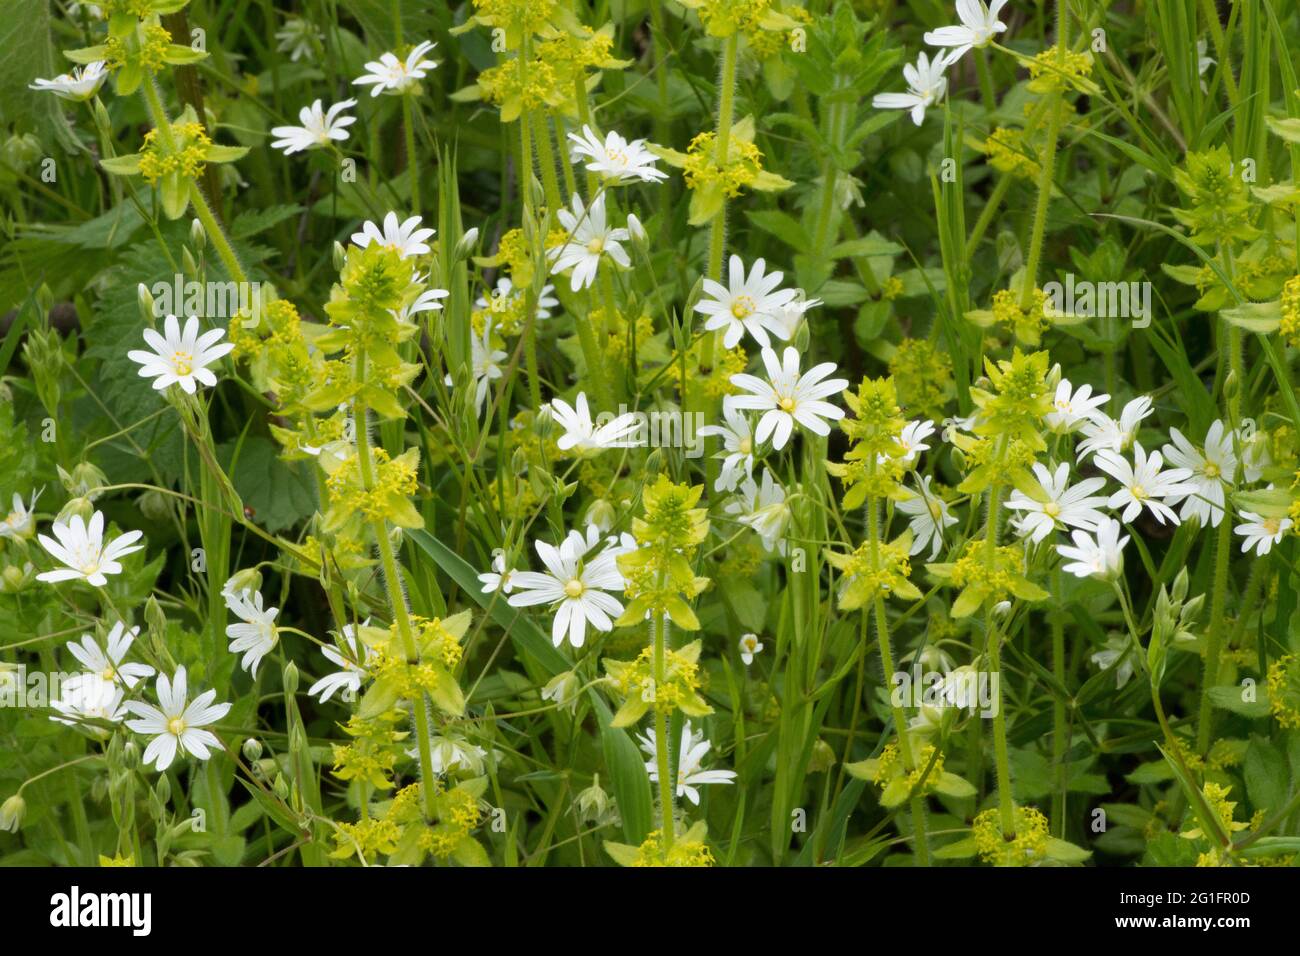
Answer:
top-left (274, 18), bottom-right (322, 62)
top-left (541, 671), bottom-right (581, 713)
top-left (1235, 510), bottom-right (1291, 557)
top-left (546, 392), bottom-right (639, 453)
top-left (125, 666), bottom-right (231, 772)
top-left (768, 294), bottom-right (822, 341)
top-left (694, 255), bottom-right (797, 349)
top-left (1161, 420), bottom-right (1237, 527)
top-left (411, 732), bottom-right (489, 776)
top-left (29, 61), bottom-right (108, 101)
top-left (941, 412), bottom-right (977, 444)
top-left (0, 490), bottom-right (40, 539)
top-left (739, 633), bottom-right (764, 666)
top-left (1006, 462), bottom-right (1109, 544)
top-left (896, 475), bottom-right (958, 560)
top-left (894, 419), bottom-right (936, 464)
top-left (65, 622), bottom-right (154, 688)
top-left (1090, 633), bottom-right (1135, 689)
top-left (1237, 421), bottom-right (1271, 482)
top-left (1197, 38), bottom-right (1215, 92)
top-left (350, 211), bottom-right (435, 258)
top-left (1077, 395), bottom-right (1153, 459)
top-left (726, 346), bottom-right (848, 451)
top-left (871, 50), bottom-right (954, 125)
top-left (36, 511), bottom-right (144, 587)
top-left (270, 98), bottom-right (357, 154)
top-left (923, 0), bottom-right (1010, 62)
top-left (1045, 379), bottom-right (1109, 434)
top-left (224, 589), bottom-right (279, 678)
top-left (308, 622), bottom-right (374, 703)
top-left (725, 469), bottom-right (790, 553)
top-left (353, 40), bottom-right (437, 96)
top-left (127, 313), bottom-right (235, 394)
top-left (567, 125), bottom-right (667, 183)
top-left (507, 529), bottom-right (626, 648)
top-left (476, 277), bottom-right (558, 323)
top-left (1056, 518), bottom-right (1130, 580)
top-left (50, 673), bottom-right (125, 735)
top-left (547, 193), bottom-right (630, 291)
top-left (478, 551), bottom-right (516, 594)
top-left (1095, 443), bottom-right (1195, 525)
top-left (471, 322), bottom-right (507, 416)
top-left (392, 286), bottom-right (450, 322)
top-left (638, 724), bottom-right (736, 806)
top-left (698, 405), bottom-right (756, 492)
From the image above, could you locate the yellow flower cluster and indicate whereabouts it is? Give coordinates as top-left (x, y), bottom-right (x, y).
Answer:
top-left (331, 711), bottom-right (408, 791)
top-left (105, 24), bottom-right (173, 74)
top-left (1281, 276), bottom-right (1300, 350)
top-left (889, 338), bottom-right (954, 421)
top-left (632, 829), bottom-right (715, 867)
top-left (1026, 49), bottom-right (1094, 93)
top-left (990, 287), bottom-right (1051, 344)
top-left (827, 538), bottom-right (917, 610)
top-left (667, 338), bottom-right (748, 403)
top-left (983, 127), bottom-right (1039, 180)
top-left (1266, 654), bottom-right (1300, 729)
top-left (873, 741), bottom-right (943, 794)
top-left (682, 130), bottom-right (765, 199)
top-left (137, 121), bottom-right (212, 185)
top-left (972, 805), bottom-right (1050, 866)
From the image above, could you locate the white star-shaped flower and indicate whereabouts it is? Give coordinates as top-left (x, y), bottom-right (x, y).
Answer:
top-left (694, 255), bottom-right (797, 350)
top-left (224, 588), bottom-right (279, 678)
top-left (547, 193), bottom-right (630, 291)
top-left (350, 211), bottom-right (435, 258)
top-left (36, 511), bottom-right (144, 587)
top-left (567, 125), bottom-right (667, 183)
top-left (127, 314), bottom-right (234, 394)
top-left (546, 391), bottom-right (639, 454)
top-left (923, 0), bottom-right (1010, 62)
top-left (506, 528), bottom-right (626, 648)
top-left (125, 666), bottom-right (231, 772)
top-left (1006, 462), bottom-right (1109, 544)
top-left (1095, 443), bottom-right (1195, 525)
top-left (270, 98), bottom-right (357, 154)
top-left (65, 622), bottom-right (154, 688)
top-left (1056, 518), bottom-right (1130, 581)
top-left (896, 474), bottom-right (959, 559)
top-left (353, 40), bottom-right (437, 96)
top-left (726, 346), bottom-right (848, 451)
top-left (871, 50), bottom-right (955, 125)
top-left (1161, 419), bottom-right (1237, 527)
top-left (29, 61), bottom-right (108, 101)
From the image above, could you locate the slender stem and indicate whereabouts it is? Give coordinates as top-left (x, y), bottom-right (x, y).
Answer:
top-left (352, 351), bottom-right (438, 820)
top-left (189, 182), bottom-right (248, 285)
top-left (531, 110), bottom-right (565, 213)
top-left (652, 613), bottom-right (675, 853)
top-left (402, 95), bottom-right (420, 212)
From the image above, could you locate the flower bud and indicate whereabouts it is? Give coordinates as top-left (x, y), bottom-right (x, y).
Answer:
top-left (55, 496), bottom-right (95, 524)
top-left (541, 670), bottom-right (580, 713)
top-left (241, 738), bottom-right (264, 762)
top-left (626, 212), bottom-right (646, 244)
top-left (154, 773), bottom-right (171, 807)
top-left (0, 562), bottom-right (36, 593)
top-left (60, 461), bottom-right (108, 500)
top-left (333, 241), bottom-right (346, 272)
top-left (221, 568), bottom-right (263, 601)
top-left (575, 774), bottom-right (610, 822)
top-left (585, 498), bottom-right (616, 533)
top-left (122, 739), bottom-right (140, 770)
top-left (138, 282), bottom-right (157, 322)
top-left (0, 794), bottom-right (26, 833)
top-left (283, 661), bottom-right (300, 695)
top-left (454, 227), bottom-right (480, 260)
top-left (190, 217), bottom-right (207, 252)
top-left (182, 246), bottom-right (199, 278)
top-left (92, 98), bottom-right (112, 136)
top-left (137, 488), bottom-right (172, 522)
top-left (273, 773), bottom-right (290, 801)
top-left (2, 133), bottom-right (41, 169)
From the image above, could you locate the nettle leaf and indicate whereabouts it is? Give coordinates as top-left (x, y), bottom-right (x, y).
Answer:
top-left (218, 436), bottom-right (317, 533)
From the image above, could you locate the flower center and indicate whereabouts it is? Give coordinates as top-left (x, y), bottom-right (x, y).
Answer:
top-left (1203, 462), bottom-right (1220, 479)
top-left (171, 351), bottom-right (194, 376)
top-left (1130, 484), bottom-right (1147, 501)
top-left (563, 578), bottom-right (585, 599)
top-left (738, 437), bottom-right (753, 455)
top-left (778, 396), bottom-right (797, 413)
top-left (586, 237), bottom-right (605, 254)
top-left (1264, 517), bottom-right (1281, 535)
top-left (167, 715), bottom-right (187, 737)
top-left (731, 295), bottom-right (756, 319)
top-left (1044, 501), bottom-right (1061, 518)
top-left (100, 666), bottom-right (117, 682)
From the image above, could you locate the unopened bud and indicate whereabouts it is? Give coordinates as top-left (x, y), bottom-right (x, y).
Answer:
top-left (138, 282), bottom-right (157, 321)
top-left (455, 227), bottom-right (480, 260)
top-left (190, 217), bottom-right (206, 252)
top-left (241, 738), bottom-right (263, 762)
top-left (0, 794), bottom-right (26, 833)
top-left (283, 661), bottom-right (300, 696)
